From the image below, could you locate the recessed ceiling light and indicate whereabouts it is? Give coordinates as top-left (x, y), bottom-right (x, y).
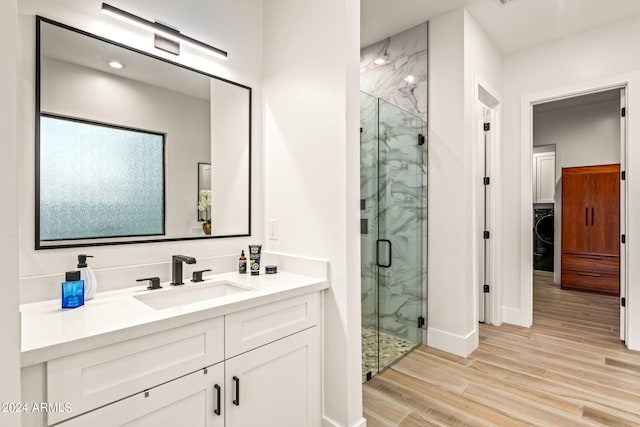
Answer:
top-left (404, 75), bottom-right (415, 83)
top-left (374, 58), bottom-right (385, 65)
top-left (108, 60), bottom-right (124, 69)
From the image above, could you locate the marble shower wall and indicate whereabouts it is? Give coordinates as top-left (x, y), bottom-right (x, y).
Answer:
top-left (360, 22), bottom-right (428, 343)
top-left (360, 23), bottom-right (427, 124)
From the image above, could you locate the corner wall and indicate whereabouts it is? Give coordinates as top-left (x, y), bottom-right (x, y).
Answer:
top-left (0, 0), bottom-right (22, 425)
top-left (427, 8), bottom-right (502, 356)
top-left (262, 0), bottom-right (363, 425)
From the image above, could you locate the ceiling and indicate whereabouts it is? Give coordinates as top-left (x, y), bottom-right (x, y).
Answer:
top-left (361, 0), bottom-right (640, 54)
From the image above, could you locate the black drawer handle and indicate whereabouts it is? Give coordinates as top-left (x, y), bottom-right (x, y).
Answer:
top-left (576, 256), bottom-right (603, 261)
top-left (232, 376), bottom-right (240, 406)
top-left (214, 384), bottom-right (221, 415)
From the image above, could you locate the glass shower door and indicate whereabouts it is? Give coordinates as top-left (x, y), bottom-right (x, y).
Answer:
top-left (361, 92), bottom-right (423, 382)
top-left (376, 99), bottom-right (423, 371)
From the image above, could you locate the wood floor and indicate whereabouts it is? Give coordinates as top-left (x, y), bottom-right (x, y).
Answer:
top-left (363, 271), bottom-right (640, 426)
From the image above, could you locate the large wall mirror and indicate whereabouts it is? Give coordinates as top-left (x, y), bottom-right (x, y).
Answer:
top-left (36, 17), bottom-right (251, 249)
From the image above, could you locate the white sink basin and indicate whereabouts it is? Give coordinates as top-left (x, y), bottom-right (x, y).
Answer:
top-left (134, 281), bottom-right (250, 310)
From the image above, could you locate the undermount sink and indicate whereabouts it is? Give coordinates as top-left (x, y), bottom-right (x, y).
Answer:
top-left (134, 281), bottom-right (250, 310)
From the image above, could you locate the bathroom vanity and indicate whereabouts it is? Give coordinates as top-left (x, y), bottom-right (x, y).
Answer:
top-left (20, 270), bottom-right (327, 427)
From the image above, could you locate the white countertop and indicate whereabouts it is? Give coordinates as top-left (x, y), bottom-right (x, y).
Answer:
top-left (20, 270), bottom-right (328, 367)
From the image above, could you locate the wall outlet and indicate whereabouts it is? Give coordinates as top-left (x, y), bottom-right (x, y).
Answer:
top-left (269, 219), bottom-right (278, 240)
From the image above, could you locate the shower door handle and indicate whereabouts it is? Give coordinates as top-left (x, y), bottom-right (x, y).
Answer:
top-left (376, 239), bottom-right (392, 268)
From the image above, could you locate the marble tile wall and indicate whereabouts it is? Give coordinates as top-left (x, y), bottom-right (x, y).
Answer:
top-left (360, 22), bottom-right (428, 344)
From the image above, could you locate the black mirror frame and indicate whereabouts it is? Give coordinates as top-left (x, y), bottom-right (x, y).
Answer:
top-left (35, 16), bottom-right (252, 249)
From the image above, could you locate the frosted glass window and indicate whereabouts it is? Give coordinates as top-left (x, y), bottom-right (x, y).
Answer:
top-left (39, 115), bottom-right (165, 241)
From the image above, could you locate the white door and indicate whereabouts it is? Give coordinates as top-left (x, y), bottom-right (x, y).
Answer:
top-left (225, 328), bottom-right (320, 427)
top-left (620, 87), bottom-right (628, 343)
top-left (58, 364), bottom-right (224, 427)
top-left (479, 106), bottom-right (493, 323)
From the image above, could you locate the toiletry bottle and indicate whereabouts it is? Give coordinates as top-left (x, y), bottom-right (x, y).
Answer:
top-left (239, 250), bottom-right (247, 274)
top-left (77, 254), bottom-right (97, 300)
top-left (62, 271), bottom-right (84, 309)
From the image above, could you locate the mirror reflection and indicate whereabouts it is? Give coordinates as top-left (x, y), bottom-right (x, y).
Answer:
top-left (198, 162), bottom-right (211, 223)
top-left (36, 17), bottom-right (251, 248)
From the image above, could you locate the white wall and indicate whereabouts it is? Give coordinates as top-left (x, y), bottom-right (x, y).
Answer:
top-left (427, 8), bottom-right (502, 356)
top-left (533, 99), bottom-right (620, 283)
top-left (0, 0), bottom-right (22, 425)
top-left (41, 57), bottom-right (210, 241)
top-left (503, 14), bottom-right (640, 349)
top-left (17, 0), bottom-right (263, 296)
top-left (262, 0), bottom-right (363, 425)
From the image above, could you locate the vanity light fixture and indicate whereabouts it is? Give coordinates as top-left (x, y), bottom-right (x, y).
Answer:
top-left (404, 75), bottom-right (415, 83)
top-left (374, 57), bottom-right (385, 65)
top-left (108, 60), bottom-right (124, 69)
top-left (101, 3), bottom-right (228, 60)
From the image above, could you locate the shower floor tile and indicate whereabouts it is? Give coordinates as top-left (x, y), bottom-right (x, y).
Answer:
top-left (362, 327), bottom-right (418, 382)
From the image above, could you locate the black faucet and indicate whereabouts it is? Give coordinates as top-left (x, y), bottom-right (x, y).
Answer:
top-left (171, 255), bottom-right (197, 286)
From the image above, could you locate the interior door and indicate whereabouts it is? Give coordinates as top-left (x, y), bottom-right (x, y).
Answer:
top-left (589, 168), bottom-right (620, 255)
top-left (561, 172), bottom-right (590, 252)
top-left (620, 87), bottom-right (628, 342)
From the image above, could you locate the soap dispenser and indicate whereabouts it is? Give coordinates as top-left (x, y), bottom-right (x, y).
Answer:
top-left (77, 254), bottom-right (97, 300)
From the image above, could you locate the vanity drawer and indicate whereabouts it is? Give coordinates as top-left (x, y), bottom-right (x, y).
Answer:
top-left (225, 292), bottom-right (319, 358)
top-left (562, 253), bottom-right (618, 275)
top-left (47, 317), bottom-right (223, 425)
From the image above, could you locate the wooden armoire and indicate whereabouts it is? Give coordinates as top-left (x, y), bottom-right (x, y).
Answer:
top-left (561, 164), bottom-right (620, 295)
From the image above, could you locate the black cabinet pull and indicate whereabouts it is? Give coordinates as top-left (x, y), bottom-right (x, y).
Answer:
top-left (232, 376), bottom-right (240, 406)
top-left (591, 207), bottom-right (594, 226)
top-left (214, 384), bottom-right (221, 415)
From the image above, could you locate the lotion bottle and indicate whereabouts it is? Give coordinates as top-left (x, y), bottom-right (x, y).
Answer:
top-left (77, 254), bottom-right (97, 300)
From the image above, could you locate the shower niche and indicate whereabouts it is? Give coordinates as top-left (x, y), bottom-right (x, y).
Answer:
top-left (360, 92), bottom-right (424, 382)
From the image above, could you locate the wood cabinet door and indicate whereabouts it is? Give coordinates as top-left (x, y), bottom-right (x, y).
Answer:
top-left (589, 169), bottom-right (620, 255)
top-left (562, 171), bottom-right (590, 252)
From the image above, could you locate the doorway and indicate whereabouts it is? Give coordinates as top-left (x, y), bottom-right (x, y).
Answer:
top-left (527, 87), bottom-right (627, 342)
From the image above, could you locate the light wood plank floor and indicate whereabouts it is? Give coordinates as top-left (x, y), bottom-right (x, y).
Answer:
top-left (363, 271), bottom-right (640, 426)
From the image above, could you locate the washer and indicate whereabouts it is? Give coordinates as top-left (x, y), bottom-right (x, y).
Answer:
top-left (533, 207), bottom-right (554, 272)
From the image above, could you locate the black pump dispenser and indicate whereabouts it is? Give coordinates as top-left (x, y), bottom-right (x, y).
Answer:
top-left (77, 254), bottom-right (93, 268)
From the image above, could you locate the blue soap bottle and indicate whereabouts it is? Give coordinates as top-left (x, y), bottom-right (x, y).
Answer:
top-left (62, 271), bottom-right (85, 309)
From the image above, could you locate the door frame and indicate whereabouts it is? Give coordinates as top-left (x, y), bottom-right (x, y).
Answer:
top-left (519, 79), bottom-right (629, 335)
top-left (475, 80), bottom-right (502, 326)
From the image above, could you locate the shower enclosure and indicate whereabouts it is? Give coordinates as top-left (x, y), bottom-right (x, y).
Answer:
top-left (360, 91), bottom-right (424, 382)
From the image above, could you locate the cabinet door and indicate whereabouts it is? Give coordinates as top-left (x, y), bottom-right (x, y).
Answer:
top-left (589, 170), bottom-right (620, 255)
top-left (58, 364), bottom-right (224, 427)
top-left (562, 171), bottom-right (590, 252)
top-left (535, 154), bottom-right (555, 203)
top-left (225, 327), bottom-right (319, 427)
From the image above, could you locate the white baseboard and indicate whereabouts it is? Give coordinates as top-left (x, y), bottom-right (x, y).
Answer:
top-left (426, 327), bottom-right (477, 357)
top-left (502, 306), bottom-right (523, 326)
top-left (322, 416), bottom-right (367, 427)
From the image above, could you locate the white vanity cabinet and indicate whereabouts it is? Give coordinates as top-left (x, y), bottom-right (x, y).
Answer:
top-left (533, 152), bottom-right (556, 204)
top-left (22, 291), bottom-right (320, 427)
